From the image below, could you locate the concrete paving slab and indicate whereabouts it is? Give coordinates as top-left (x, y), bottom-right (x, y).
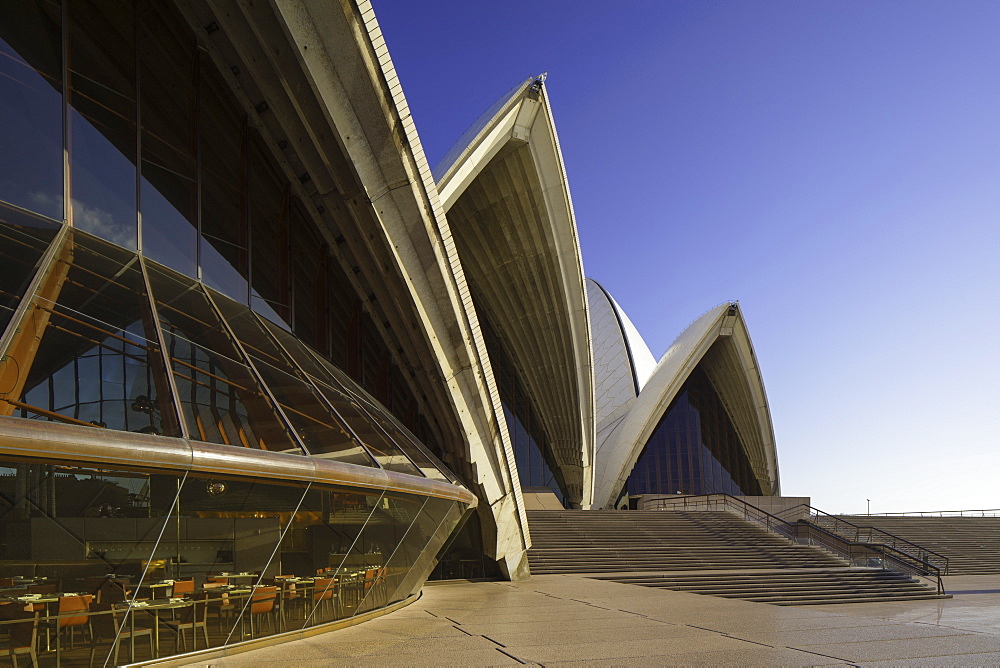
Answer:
top-left (499, 635), bottom-right (767, 663)
top-left (480, 624), bottom-right (714, 647)
top-left (858, 652), bottom-right (1000, 667)
top-left (182, 573), bottom-right (1000, 667)
top-left (800, 634), bottom-right (1000, 662)
top-left (543, 647), bottom-right (851, 667)
top-left (726, 623), bottom-right (972, 645)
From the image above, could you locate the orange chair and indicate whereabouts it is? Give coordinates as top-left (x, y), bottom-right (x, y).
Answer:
top-left (53, 594), bottom-right (91, 665)
top-left (171, 579), bottom-right (195, 598)
top-left (311, 577), bottom-right (337, 622)
top-left (362, 569), bottom-right (377, 593)
top-left (249, 586), bottom-right (278, 637)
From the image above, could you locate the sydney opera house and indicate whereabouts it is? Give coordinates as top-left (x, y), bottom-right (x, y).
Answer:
top-left (0, 0), bottom-right (778, 663)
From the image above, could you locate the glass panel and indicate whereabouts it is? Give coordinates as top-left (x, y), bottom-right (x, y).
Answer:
top-left (319, 361), bottom-right (452, 481)
top-left (68, 0), bottom-right (138, 249)
top-left (354, 495), bottom-right (460, 614)
top-left (481, 312), bottom-right (566, 499)
top-left (0, 230), bottom-right (181, 436)
top-left (0, 0), bottom-right (63, 220)
top-left (257, 318), bottom-right (424, 476)
top-left (138, 1), bottom-right (197, 276)
top-left (0, 205), bottom-right (61, 341)
top-left (199, 63), bottom-right (248, 303)
top-left (145, 261), bottom-right (300, 453)
top-left (626, 365), bottom-right (763, 496)
top-left (0, 456), bottom-right (183, 666)
top-left (248, 132), bottom-right (290, 325)
top-left (210, 290), bottom-right (375, 468)
top-left (295, 486), bottom-right (385, 627)
top-left (350, 392), bottom-right (453, 484)
top-left (349, 492), bottom-right (425, 616)
top-left (290, 199), bottom-right (327, 353)
top-left (428, 509), bottom-right (500, 580)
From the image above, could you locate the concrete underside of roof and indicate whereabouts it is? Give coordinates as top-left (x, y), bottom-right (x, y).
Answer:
top-left (181, 0), bottom-right (530, 578)
top-left (594, 304), bottom-right (779, 508)
top-left (446, 139), bottom-right (591, 508)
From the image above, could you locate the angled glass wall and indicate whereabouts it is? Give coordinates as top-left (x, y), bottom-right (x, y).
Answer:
top-left (0, 454), bottom-right (469, 666)
top-left (626, 366), bottom-right (763, 497)
top-left (0, 0), bottom-right (443, 456)
top-left (0, 3), bottom-right (474, 664)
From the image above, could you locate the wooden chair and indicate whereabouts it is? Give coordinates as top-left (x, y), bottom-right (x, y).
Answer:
top-left (162, 593), bottom-right (210, 652)
top-left (276, 580), bottom-right (302, 627)
top-left (205, 589), bottom-right (235, 632)
top-left (0, 603), bottom-right (38, 668)
top-left (87, 602), bottom-right (153, 667)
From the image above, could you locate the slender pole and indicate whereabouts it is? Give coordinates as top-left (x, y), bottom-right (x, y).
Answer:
top-left (867, 499), bottom-right (870, 515)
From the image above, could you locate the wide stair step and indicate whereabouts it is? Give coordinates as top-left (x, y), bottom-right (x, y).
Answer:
top-left (598, 569), bottom-right (951, 606)
top-left (527, 510), bottom-right (948, 605)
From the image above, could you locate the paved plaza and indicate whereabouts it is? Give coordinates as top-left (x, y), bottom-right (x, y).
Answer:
top-left (187, 574), bottom-right (1000, 666)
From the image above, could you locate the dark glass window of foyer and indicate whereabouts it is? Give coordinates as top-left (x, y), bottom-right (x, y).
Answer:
top-left (626, 365), bottom-right (763, 497)
top-left (0, 0), bottom-right (445, 458)
top-left (479, 316), bottom-right (567, 504)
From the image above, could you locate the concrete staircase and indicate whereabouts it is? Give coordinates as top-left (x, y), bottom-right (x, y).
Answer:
top-left (840, 515), bottom-right (1000, 575)
top-left (527, 510), bottom-right (950, 605)
top-left (527, 510), bottom-right (843, 574)
top-left (598, 568), bottom-right (948, 605)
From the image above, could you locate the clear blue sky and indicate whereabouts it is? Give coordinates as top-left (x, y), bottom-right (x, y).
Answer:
top-left (376, 0), bottom-right (1000, 514)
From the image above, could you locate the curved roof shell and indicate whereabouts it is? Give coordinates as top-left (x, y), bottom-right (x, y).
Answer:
top-left (437, 78), bottom-right (596, 508)
top-left (593, 302), bottom-right (779, 508)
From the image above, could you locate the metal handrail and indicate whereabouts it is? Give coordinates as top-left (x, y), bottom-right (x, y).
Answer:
top-left (645, 494), bottom-right (947, 595)
top-left (866, 509), bottom-right (1000, 518)
top-left (793, 505), bottom-right (950, 574)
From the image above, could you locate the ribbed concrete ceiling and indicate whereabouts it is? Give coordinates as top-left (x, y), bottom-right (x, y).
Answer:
top-left (447, 141), bottom-right (587, 504)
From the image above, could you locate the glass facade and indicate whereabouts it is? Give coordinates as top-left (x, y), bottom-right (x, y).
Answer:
top-left (480, 316), bottom-right (566, 504)
top-left (0, 225), bottom-right (453, 472)
top-left (626, 366), bottom-right (763, 497)
top-left (0, 455), bottom-right (468, 665)
top-left (0, 0), bottom-right (442, 454)
top-left (0, 2), bottom-right (474, 663)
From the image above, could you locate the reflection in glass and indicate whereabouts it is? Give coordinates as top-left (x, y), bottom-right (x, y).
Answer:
top-left (0, 0), bottom-right (63, 220)
top-left (211, 293), bottom-right (376, 468)
top-left (258, 318), bottom-right (425, 476)
top-left (324, 360), bottom-right (447, 478)
top-left (481, 315), bottom-right (565, 501)
top-left (0, 230), bottom-right (181, 435)
top-left (0, 451), bottom-right (468, 664)
top-left (138, 1), bottom-right (197, 277)
top-left (0, 458), bottom-right (185, 666)
top-left (199, 63), bottom-right (249, 303)
top-left (248, 132), bottom-right (290, 324)
top-left (146, 262), bottom-right (300, 453)
top-left (0, 205), bottom-right (61, 340)
top-left (626, 365), bottom-right (763, 497)
top-left (290, 200), bottom-right (328, 354)
top-left (68, 0), bottom-right (138, 248)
